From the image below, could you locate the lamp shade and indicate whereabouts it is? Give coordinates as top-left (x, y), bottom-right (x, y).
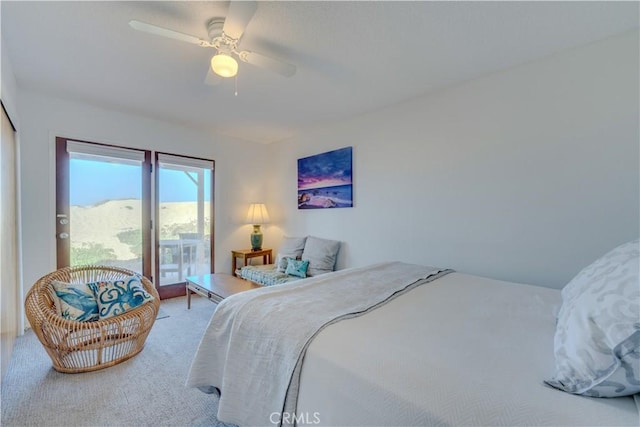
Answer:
top-left (211, 53), bottom-right (238, 78)
top-left (246, 203), bottom-right (270, 224)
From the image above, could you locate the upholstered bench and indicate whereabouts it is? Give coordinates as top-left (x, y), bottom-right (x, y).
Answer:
top-left (238, 264), bottom-right (303, 286)
top-left (238, 235), bottom-right (341, 287)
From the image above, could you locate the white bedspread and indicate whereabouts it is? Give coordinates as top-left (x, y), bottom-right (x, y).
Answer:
top-left (186, 262), bottom-right (450, 426)
top-left (296, 272), bottom-right (639, 426)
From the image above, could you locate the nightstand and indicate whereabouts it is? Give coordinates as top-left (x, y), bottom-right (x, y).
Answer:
top-left (231, 248), bottom-right (273, 276)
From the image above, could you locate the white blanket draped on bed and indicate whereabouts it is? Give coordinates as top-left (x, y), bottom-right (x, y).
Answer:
top-left (186, 262), bottom-right (451, 426)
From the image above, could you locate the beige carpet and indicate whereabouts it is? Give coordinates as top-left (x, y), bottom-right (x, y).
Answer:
top-left (1, 295), bottom-right (232, 427)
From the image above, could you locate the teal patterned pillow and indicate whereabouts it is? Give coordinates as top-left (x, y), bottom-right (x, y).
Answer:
top-left (51, 280), bottom-right (99, 322)
top-left (88, 275), bottom-right (155, 320)
top-left (285, 258), bottom-right (309, 278)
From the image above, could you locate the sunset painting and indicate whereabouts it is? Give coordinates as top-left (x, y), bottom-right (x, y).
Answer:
top-left (298, 147), bottom-right (353, 209)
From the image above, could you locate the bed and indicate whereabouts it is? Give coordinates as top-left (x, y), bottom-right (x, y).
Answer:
top-left (187, 241), bottom-right (639, 426)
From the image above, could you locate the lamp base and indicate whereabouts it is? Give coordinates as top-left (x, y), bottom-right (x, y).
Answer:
top-left (250, 225), bottom-right (263, 251)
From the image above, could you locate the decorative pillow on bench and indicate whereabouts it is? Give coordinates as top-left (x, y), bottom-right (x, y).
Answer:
top-left (279, 236), bottom-right (307, 258)
top-left (275, 253), bottom-right (297, 273)
top-left (285, 258), bottom-right (310, 278)
top-left (274, 236), bottom-right (308, 272)
top-left (301, 236), bottom-right (341, 276)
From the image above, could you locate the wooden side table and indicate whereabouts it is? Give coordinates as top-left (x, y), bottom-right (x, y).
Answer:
top-left (231, 248), bottom-right (272, 275)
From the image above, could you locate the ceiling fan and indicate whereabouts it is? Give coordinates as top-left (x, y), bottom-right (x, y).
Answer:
top-left (129, 1), bottom-right (296, 85)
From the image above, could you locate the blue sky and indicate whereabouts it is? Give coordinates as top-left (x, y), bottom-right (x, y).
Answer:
top-left (70, 159), bottom-right (211, 206)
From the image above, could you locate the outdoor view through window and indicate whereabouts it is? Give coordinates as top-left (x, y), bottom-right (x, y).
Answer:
top-left (157, 158), bottom-right (212, 286)
top-left (69, 152), bottom-right (212, 285)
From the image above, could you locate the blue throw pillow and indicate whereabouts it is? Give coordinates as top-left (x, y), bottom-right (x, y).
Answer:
top-left (88, 275), bottom-right (155, 319)
top-left (51, 280), bottom-right (99, 322)
top-left (285, 258), bottom-right (309, 278)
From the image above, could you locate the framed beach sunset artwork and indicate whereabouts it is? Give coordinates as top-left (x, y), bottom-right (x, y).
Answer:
top-left (298, 147), bottom-right (353, 209)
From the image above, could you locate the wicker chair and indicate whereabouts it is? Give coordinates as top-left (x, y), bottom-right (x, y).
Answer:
top-left (25, 265), bottom-right (160, 373)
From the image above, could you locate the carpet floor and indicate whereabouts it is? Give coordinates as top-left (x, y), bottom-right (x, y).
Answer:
top-left (1, 295), bottom-right (232, 427)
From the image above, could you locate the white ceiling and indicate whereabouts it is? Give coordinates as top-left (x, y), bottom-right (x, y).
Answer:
top-left (2, 1), bottom-right (638, 144)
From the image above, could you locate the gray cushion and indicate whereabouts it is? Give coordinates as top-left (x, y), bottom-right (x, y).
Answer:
top-left (279, 236), bottom-right (307, 259)
top-left (301, 236), bottom-right (340, 276)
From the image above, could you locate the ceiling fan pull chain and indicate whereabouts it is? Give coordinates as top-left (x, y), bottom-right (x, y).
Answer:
top-left (235, 74), bottom-right (239, 97)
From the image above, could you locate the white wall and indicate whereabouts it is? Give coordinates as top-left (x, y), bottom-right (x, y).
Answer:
top-left (267, 30), bottom-right (640, 289)
top-left (1, 35), bottom-right (20, 128)
top-left (1, 36), bottom-right (24, 342)
top-left (17, 90), bottom-right (269, 299)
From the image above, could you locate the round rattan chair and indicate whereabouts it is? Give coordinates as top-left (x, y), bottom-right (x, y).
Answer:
top-left (25, 265), bottom-right (160, 373)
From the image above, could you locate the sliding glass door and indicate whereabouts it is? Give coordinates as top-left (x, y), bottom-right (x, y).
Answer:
top-left (155, 153), bottom-right (214, 299)
top-left (56, 138), bottom-right (151, 276)
top-left (56, 138), bottom-right (214, 299)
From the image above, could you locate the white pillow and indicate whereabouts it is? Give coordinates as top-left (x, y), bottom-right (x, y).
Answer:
top-left (274, 253), bottom-right (297, 273)
top-left (278, 236), bottom-right (307, 259)
top-left (545, 239), bottom-right (640, 397)
top-left (301, 236), bottom-right (340, 276)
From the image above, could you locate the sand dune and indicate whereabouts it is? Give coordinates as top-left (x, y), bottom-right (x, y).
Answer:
top-left (70, 199), bottom-right (206, 260)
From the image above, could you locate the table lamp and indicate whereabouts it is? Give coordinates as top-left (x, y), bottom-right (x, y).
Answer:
top-left (246, 203), bottom-right (269, 251)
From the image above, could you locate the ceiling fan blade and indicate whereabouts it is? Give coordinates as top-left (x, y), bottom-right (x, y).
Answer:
top-left (204, 67), bottom-right (222, 86)
top-left (223, 0), bottom-right (257, 40)
top-left (129, 20), bottom-right (208, 46)
top-left (239, 51), bottom-right (296, 77)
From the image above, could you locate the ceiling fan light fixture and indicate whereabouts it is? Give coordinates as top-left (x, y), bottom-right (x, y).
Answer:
top-left (211, 53), bottom-right (238, 78)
